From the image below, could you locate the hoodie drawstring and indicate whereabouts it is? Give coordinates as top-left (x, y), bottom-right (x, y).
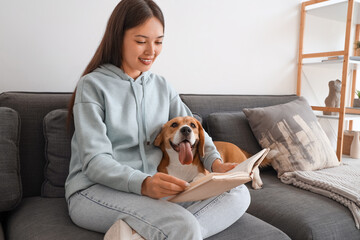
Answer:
top-left (130, 80), bottom-right (149, 173)
top-left (142, 82), bottom-right (151, 145)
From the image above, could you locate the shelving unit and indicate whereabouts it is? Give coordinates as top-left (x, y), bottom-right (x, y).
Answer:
top-left (316, 112), bottom-right (360, 120)
top-left (297, 0), bottom-right (360, 160)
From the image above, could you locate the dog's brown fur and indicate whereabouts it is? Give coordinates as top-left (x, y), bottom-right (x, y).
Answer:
top-left (214, 141), bottom-right (271, 167)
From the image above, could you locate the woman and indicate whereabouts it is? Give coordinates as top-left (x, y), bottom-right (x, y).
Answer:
top-left (65, 0), bottom-right (250, 239)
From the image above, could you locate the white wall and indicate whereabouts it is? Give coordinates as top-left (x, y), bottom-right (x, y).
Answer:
top-left (0, 0), bottom-right (301, 94)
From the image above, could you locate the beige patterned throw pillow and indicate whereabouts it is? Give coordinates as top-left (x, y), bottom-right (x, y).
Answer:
top-left (243, 97), bottom-right (340, 177)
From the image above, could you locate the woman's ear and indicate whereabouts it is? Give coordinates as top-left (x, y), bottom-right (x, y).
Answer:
top-left (196, 119), bottom-right (205, 158)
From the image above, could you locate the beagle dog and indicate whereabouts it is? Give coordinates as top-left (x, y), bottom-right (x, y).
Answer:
top-left (154, 116), bottom-right (207, 183)
top-left (154, 116), bottom-right (270, 189)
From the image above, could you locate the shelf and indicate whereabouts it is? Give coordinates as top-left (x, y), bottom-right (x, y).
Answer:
top-left (312, 105), bottom-right (360, 112)
top-left (306, 0), bottom-right (347, 11)
top-left (341, 154), bottom-right (360, 161)
top-left (305, 0), bottom-right (360, 24)
top-left (302, 59), bottom-right (343, 65)
top-left (346, 107), bottom-right (360, 114)
top-left (313, 106), bottom-right (360, 120)
top-left (316, 113), bottom-right (360, 120)
top-left (302, 57), bottom-right (360, 69)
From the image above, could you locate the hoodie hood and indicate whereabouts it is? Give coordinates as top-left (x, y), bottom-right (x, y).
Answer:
top-left (96, 64), bottom-right (150, 84)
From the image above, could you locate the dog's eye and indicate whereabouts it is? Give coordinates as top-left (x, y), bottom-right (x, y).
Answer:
top-left (171, 122), bottom-right (178, 128)
top-left (190, 123), bottom-right (196, 128)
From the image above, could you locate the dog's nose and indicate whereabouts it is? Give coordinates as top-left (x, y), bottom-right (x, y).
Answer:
top-left (180, 126), bottom-right (192, 136)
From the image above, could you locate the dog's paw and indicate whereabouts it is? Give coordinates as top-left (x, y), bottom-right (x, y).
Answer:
top-left (251, 168), bottom-right (263, 190)
top-left (252, 181), bottom-right (263, 190)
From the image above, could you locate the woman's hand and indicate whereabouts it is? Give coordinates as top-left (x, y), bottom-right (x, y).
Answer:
top-left (141, 172), bottom-right (189, 199)
top-left (211, 159), bottom-right (238, 173)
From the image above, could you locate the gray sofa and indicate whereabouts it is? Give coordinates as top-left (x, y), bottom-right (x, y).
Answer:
top-left (0, 91), bottom-right (359, 240)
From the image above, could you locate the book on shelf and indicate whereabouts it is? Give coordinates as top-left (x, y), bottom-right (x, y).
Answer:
top-left (350, 56), bottom-right (360, 61)
top-left (167, 148), bottom-right (270, 203)
top-left (321, 56), bottom-right (344, 62)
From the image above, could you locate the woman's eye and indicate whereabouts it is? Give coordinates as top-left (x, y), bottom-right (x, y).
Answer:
top-left (136, 41), bottom-right (146, 44)
top-left (155, 42), bottom-right (163, 45)
top-left (190, 123), bottom-right (196, 128)
top-left (171, 122), bottom-right (178, 128)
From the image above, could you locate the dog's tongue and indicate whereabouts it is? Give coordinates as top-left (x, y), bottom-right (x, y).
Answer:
top-left (179, 141), bottom-right (193, 165)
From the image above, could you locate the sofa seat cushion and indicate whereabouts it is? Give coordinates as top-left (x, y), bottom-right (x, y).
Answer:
top-left (6, 198), bottom-right (290, 240)
top-left (207, 213), bottom-right (290, 240)
top-left (6, 197), bottom-right (103, 240)
top-left (0, 107), bottom-right (22, 211)
top-left (246, 168), bottom-right (360, 240)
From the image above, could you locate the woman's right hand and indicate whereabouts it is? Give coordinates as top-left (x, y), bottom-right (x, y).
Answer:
top-left (141, 172), bottom-right (189, 199)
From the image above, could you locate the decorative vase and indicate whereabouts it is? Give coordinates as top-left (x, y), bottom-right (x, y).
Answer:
top-left (354, 98), bottom-right (360, 108)
top-left (350, 131), bottom-right (360, 159)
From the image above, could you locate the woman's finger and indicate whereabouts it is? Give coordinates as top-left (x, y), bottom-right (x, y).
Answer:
top-left (159, 181), bottom-right (185, 193)
top-left (159, 173), bottom-right (189, 189)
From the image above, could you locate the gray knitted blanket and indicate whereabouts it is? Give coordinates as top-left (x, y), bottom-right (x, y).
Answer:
top-left (280, 158), bottom-right (360, 229)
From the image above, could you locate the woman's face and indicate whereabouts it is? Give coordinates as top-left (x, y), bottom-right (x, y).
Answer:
top-left (122, 17), bottom-right (164, 79)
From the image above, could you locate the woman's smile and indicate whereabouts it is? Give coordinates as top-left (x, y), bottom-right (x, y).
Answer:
top-left (139, 58), bottom-right (153, 65)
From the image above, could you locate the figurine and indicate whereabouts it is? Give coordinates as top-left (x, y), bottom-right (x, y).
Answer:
top-left (324, 79), bottom-right (341, 115)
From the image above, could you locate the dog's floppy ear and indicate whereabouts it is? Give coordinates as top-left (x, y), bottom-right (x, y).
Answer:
top-left (196, 119), bottom-right (205, 158)
top-left (154, 128), bottom-right (164, 147)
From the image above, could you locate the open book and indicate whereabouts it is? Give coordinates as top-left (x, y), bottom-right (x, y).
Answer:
top-left (168, 148), bottom-right (270, 203)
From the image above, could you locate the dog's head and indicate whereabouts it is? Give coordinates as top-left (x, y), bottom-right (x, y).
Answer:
top-left (154, 116), bottom-right (205, 165)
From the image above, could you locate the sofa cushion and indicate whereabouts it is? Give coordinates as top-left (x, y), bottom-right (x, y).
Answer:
top-left (0, 107), bottom-right (22, 211)
top-left (207, 213), bottom-right (290, 240)
top-left (0, 92), bottom-right (72, 197)
top-left (243, 97), bottom-right (339, 176)
top-left (6, 197), bottom-right (103, 240)
top-left (246, 168), bottom-right (360, 240)
top-left (206, 111), bottom-right (261, 154)
top-left (6, 197), bottom-right (290, 240)
top-left (42, 109), bottom-right (73, 198)
top-left (192, 112), bottom-right (203, 125)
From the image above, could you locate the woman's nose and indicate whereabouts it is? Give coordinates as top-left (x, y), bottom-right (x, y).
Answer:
top-left (145, 43), bottom-right (155, 55)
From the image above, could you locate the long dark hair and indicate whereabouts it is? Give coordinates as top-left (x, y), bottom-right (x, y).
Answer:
top-left (67, 0), bottom-right (164, 125)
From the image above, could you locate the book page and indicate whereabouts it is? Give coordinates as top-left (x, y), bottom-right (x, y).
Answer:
top-left (227, 148), bottom-right (269, 174)
top-left (168, 174), bottom-right (251, 202)
top-left (185, 171), bottom-right (250, 193)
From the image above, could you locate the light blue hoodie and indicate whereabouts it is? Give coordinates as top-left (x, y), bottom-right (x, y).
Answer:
top-left (65, 64), bottom-right (221, 200)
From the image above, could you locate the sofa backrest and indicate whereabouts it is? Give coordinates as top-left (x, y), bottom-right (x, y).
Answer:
top-left (0, 92), bottom-right (298, 198)
top-left (180, 94), bottom-right (299, 155)
top-left (180, 94), bottom-right (299, 131)
top-left (0, 92), bottom-right (72, 197)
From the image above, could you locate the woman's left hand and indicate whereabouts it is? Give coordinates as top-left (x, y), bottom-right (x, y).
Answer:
top-left (211, 159), bottom-right (238, 173)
